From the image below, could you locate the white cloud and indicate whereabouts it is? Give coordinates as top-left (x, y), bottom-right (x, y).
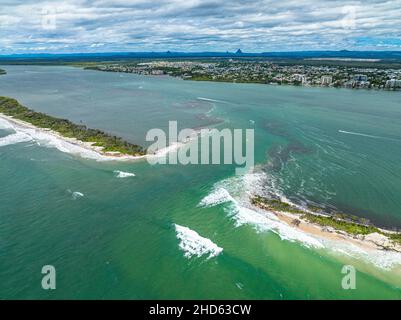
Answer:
top-left (0, 0), bottom-right (400, 53)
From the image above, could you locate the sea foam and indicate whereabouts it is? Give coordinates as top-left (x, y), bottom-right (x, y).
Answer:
top-left (325, 238), bottom-right (401, 270)
top-left (199, 172), bottom-right (401, 269)
top-left (197, 97), bottom-right (227, 104)
top-left (67, 189), bottom-right (84, 200)
top-left (198, 187), bottom-right (236, 207)
top-left (228, 203), bottom-right (324, 249)
top-left (114, 170), bottom-right (136, 178)
top-left (0, 132), bottom-right (32, 147)
top-left (198, 176), bottom-right (323, 249)
top-left (174, 224), bottom-right (223, 259)
top-left (71, 191), bottom-right (84, 200)
top-left (0, 116), bottom-right (143, 161)
top-left (0, 117), bottom-right (15, 130)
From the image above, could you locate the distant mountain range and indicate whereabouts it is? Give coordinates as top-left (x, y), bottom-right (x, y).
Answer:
top-left (0, 50), bottom-right (401, 62)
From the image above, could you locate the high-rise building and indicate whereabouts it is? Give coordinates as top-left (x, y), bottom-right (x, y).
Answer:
top-left (321, 75), bottom-right (333, 86)
top-left (385, 79), bottom-right (401, 89)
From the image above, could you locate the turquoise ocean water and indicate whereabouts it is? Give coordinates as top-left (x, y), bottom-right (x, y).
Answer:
top-left (1, 66), bottom-right (401, 299)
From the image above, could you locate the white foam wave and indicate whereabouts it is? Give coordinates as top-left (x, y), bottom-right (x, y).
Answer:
top-left (0, 116), bottom-right (194, 162)
top-left (32, 129), bottom-right (112, 160)
top-left (0, 132), bottom-right (32, 147)
top-left (174, 224), bottom-right (223, 259)
top-left (199, 176), bottom-right (323, 249)
top-left (198, 187), bottom-right (236, 207)
top-left (199, 172), bottom-right (268, 207)
top-left (0, 115), bottom-right (144, 161)
top-left (236, 282), bottom-right (244, 290)
top-left (201, 172), bottom-right (401, 269)
top-left (114, 170), bottom-right (136, 178)
top-left (68, 190), bottom-right (84, 200)
top-left (228, 203), bottom-right (324, 249)
top-left (197, 97), bottom-right (227, 104)
top-left (326, 239), bottom-right (401, 270)
top-left (0, 117), bottom-right (15, 130)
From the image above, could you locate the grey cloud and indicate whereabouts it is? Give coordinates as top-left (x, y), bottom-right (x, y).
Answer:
top-left (0, 0), bottom-right (400, 53)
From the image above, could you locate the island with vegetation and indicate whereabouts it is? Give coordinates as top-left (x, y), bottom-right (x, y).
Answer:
top-left (251, 195), bottom-right (401, 251)
top-left (0, 96), bottom-right (144, 156)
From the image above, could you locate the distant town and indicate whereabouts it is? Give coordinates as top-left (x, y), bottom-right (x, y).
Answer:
top-left (85, 59), bottom-right (401, 90)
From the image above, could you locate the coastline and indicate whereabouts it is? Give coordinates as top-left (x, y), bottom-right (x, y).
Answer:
top-left (3, 110), bottom-right (400, 255)
top-left (0, 112), bottom-right (196, 161)
top-left (83, 65), bottom-right (401, 92)
top-left (0, 112), bottom-right (146, 161)
top-left (0, 96), bottom-right (149, 159)
top-left (251, 196), bottom-right (401, 254)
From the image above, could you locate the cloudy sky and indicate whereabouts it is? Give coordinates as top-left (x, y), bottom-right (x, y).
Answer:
top-left (0, 0), bottom-right (400, 53)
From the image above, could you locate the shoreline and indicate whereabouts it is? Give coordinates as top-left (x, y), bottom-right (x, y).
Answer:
top-left (0, 112), bottom-right (144, 161)
top-left (0, 96), bottom-right (148, 159)
top-left (83, 65), bottom-right (401, 92)
top-left (3, 109), bottom-right (400, 254)
top-left (251, 196), bottom-right (401, 254)
top-left (0, 112), bottom-right (196, 162)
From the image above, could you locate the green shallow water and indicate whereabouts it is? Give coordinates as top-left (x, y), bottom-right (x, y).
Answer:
top-left (1, 66), bottom-right (401, 299)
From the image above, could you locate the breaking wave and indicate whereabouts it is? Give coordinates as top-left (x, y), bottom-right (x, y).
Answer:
top-left (72, 191), bottom-right (84, 199)
top-left (0, 117), bottom-right (15, 130)
top-left (199, 171), bottom-right (401, 269)
top-left (114, 170), bottom-right (136, 178)
top-left (228, 203), bottom-right (324, 248)
top-left (198, 187), bottom-right (236, 207)
top-left (0, 132), bottom-right (32, 147)
top-left (174, 224), bottom-right (223, 259)
top-left (199, 176), bottom-right (323, 249)
top-left (326, 239), bottom-right (401, 271)
top-left (197, 97), bottom-right (227, 104)
top-left (67, 189), bottom-right (84, 200)
top-left (0, 116), bottom-right (143, 161)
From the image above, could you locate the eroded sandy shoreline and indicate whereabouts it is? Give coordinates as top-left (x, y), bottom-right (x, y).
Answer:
top-left (0, 113), bottom-right (186, 161)
top-left (252, 201), bottom-right (401, 254)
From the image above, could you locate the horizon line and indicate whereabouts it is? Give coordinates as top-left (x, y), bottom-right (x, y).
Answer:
top-left (1, 49), bottom-right (401, 57)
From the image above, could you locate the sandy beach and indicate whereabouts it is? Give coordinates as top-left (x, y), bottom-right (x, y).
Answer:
top-left (252, 201), bottom-right (401, 254)
top-left (0, 113), bottom-right (185, 161)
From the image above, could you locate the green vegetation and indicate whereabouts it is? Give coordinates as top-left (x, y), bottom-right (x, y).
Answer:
top-left (0, 96), bottom-right (144, 156)
top-left (388, 233), bottom-right (401, 244)
top-left (251, 195), bottom-right (401, 244)
top-left (80, 58), bottom-right (401, 90)
top-left (251, 195), bottom-right (305, 214)
top-left (304, 213), bottom-right (379, 235)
